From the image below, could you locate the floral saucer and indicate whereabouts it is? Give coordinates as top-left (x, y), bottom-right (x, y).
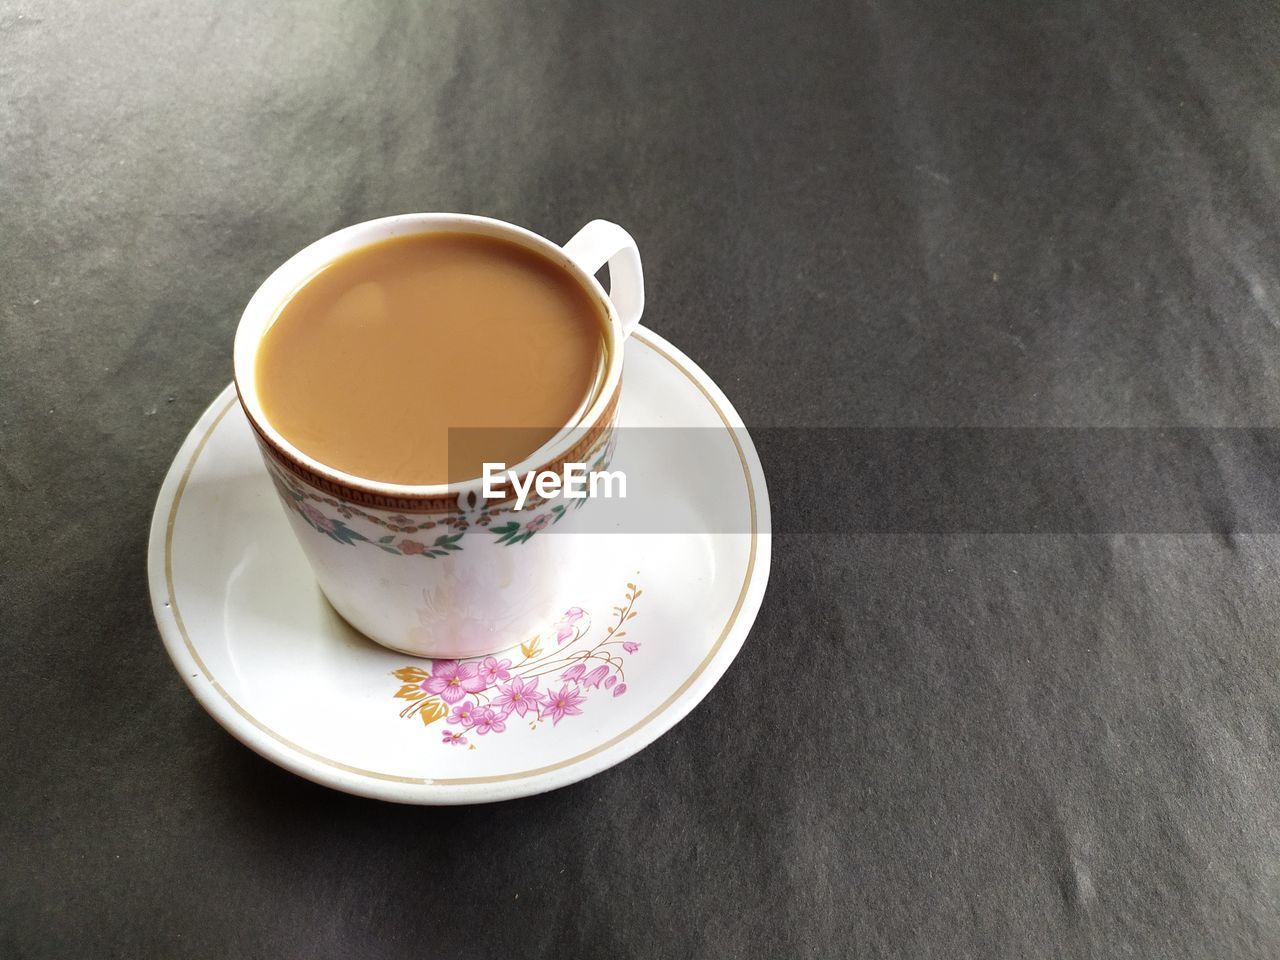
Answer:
top-left (147, 327), bottom-right (771, 804)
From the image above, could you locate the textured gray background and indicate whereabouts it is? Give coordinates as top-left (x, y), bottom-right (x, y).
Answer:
top-left (4, 1), bottom-right (1280, 957)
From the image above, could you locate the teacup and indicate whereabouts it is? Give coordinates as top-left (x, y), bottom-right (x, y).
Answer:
top-left (232, 214), bottom-right (643, 657)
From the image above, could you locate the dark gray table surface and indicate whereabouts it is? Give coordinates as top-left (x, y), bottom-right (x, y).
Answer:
top-left (5, 1), bottom-right (1280, 957)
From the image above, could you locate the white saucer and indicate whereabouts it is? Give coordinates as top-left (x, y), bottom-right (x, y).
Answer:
top-left (148, 328), bottom-right (771, 804)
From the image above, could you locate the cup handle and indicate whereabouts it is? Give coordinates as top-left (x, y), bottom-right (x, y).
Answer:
top-left (562, 220), bottom-right (644, 338)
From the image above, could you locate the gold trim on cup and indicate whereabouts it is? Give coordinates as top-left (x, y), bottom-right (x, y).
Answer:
top-left (239, 380), bottom-right (623, 515)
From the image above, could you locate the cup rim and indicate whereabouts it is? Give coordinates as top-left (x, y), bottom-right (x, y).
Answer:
top-left (231, 213), bottom-right (624, 502)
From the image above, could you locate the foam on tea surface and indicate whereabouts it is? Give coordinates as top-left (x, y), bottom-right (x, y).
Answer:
top-left (255, 232), bottom-right (606, 485)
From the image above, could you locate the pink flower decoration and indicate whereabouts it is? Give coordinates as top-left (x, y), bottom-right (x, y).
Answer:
top-left (542, 685), bottom-right (586, 725)
top-left (561, 663), bottom-right (586, 683)
top-left (554, 624), bottom-right (576, 646)
top-left (604, 675), bottom-right (617, 689)
top-left (613, 683), bottom-right (627, 698)
top-left (441, 729), bottom-right (467, 746)
top-left (582, 665), bottom-right (610, 689)
top-left (493, 676), bottom-right (541, 718)
top-left (300, 502), bottom-right (336, 533)
top-left (422, 660), bottom-right (485, 704)
top-left (473, 707), bottom-right (507, 735)
top-left (399, 539), bottom-right (426, 555)
top-left (525, 514), bottom-right (551, 532)
top-left (562, 607), bottom-right (585, 623)
top-left (448, 700), bottom-right (480, 727)
top-left (622, 641), bottom-right (641, 654)
top-left (478, 657), bottom-right (511, 685)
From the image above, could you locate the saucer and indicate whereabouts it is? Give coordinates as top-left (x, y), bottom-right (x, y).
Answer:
top-left (147, 327), bottom-right (771, 804)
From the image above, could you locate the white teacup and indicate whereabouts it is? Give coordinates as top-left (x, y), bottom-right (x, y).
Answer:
top-left (233, 214), bottom-right (643, 658)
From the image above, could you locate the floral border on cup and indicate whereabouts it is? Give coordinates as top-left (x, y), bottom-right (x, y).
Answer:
top-left (264, 432), bottom-right (615, 556)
